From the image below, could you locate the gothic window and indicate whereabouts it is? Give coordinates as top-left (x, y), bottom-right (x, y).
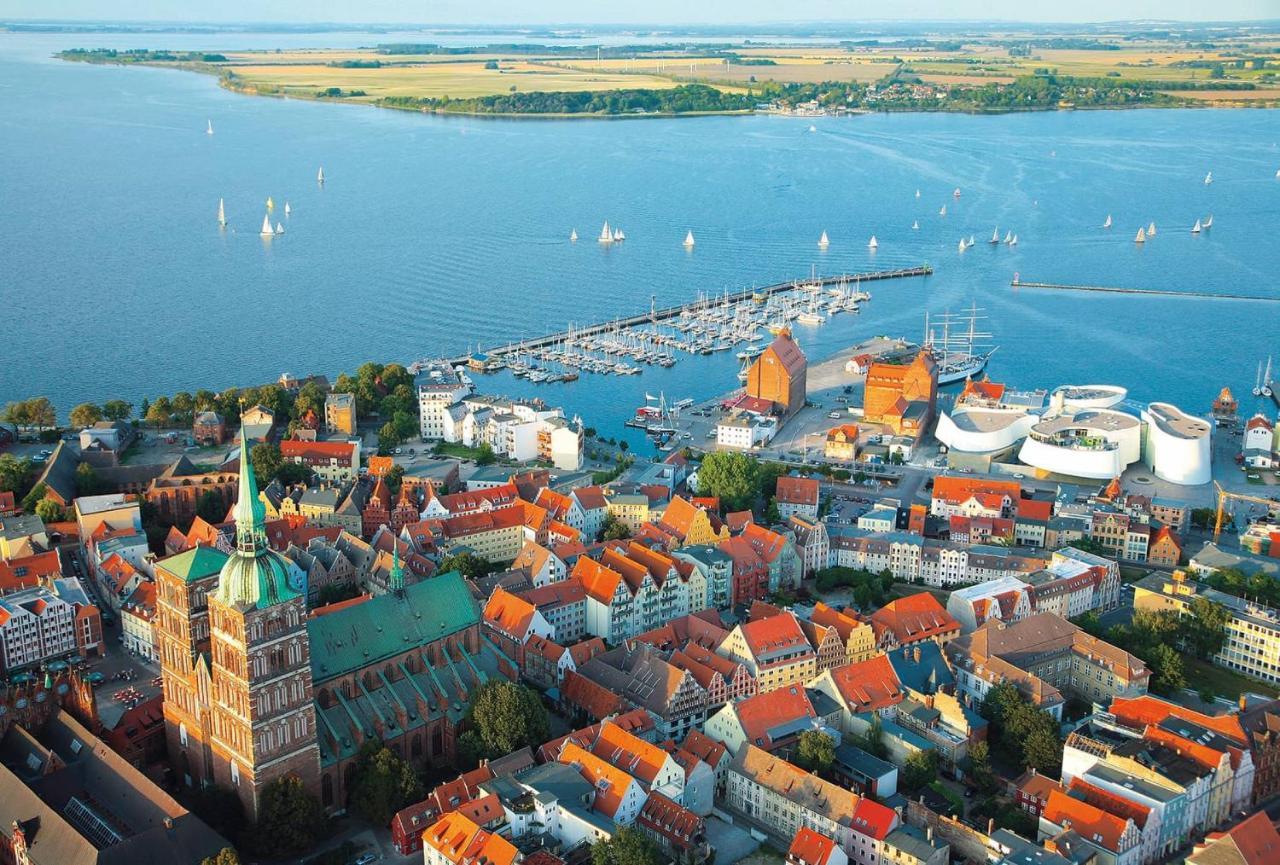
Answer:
top-left (179, 722), bottom-right (188, 747)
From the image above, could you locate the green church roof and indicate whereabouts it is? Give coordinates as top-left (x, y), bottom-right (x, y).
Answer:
top-left (307, 571), bottom-right (479, 684)
top-left (160, 546), bottom-right (230, 582)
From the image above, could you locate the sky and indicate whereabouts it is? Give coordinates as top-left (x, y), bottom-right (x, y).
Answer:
top-left (3, 0), bottom-right (1276, 25)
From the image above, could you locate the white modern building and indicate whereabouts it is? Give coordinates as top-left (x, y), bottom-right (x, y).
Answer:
top-left (1054, 384), bottom-right (1128, 410)
top-left (935, 406), bottom-right (1040, 455)
top-left (0, 585), bottom-right (79, 670)
top-left (1141, 402), bottom-right (1212, 486)
top-left (1018, 403), bottom-right (1143, 481)
top-left (424, 386), bottom-right (584, 470)
top-left (416, 362), bottom-right (474, 440)
top-left (716, 414), bottom-right (777, 450)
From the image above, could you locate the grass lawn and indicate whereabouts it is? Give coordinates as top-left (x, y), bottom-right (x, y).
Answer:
top-left (930, 780), bottom-right (965, 815)
top-left (431, 442), bottom-right (494, 462)
top-left (1183, 654), bottom-right (1280, 700)
top-left (1119, 566), bottom-right (1149, 584)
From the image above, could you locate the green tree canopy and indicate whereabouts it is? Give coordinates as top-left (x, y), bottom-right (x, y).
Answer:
top-left (459, 681), bottom-right (550, 765)
top-left (900, 749), bottom-right (939, 792)
top-left (250, 443), bottom-right (283, 484)
top-left (196, 490), bottom-right (226, 524)
top-left (0, 455), bottom-right (31, 495)
top-left (247, 777), bottom-right (324, 859)
top-left (795, 731), bottom-right (835, 775)
top-left (980, 681), bottom-right (1063, 776)
top-left (35, 499), bottom-right (66, 523)
top-left (696, 451), bottom-right (760, 512)
top-left (439, 552), bottom-right (491, 580)
top-left (591, 827), bottom-right (662, 865)
top-left (347, 738), bottom-right (423, 825)
top-left (145, 397), bottom-right (172, 429)
top-left (599, 512), bottom-right (632, 542)
top-left (200, 849), bottom-right (241, 865)
top-left (102, 399), bottom-right (134, 421)
top-left (1181, 596), bottom-right (1229, 660)
top-left (69, 403), bottom-right (103, 429)
top-left (19, 481), bottom-right (46, 511)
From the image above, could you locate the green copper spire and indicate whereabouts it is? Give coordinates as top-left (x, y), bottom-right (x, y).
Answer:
top-left (233, 430), bottom-right (267, 547)
top-left (390, 544), bottom-right (404, 592)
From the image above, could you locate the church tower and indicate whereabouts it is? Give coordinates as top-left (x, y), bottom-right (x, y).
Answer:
top-left (207, 433), bottom-right (321, 821)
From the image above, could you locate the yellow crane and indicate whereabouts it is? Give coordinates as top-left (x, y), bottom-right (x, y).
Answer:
top-left (1213, 481), bottom-right (1280, 543)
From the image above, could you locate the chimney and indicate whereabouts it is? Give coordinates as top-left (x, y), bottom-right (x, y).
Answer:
top-left (987, 818), bottom-right (995, 835)
top-left (1240, 693), bottom-right (1248, 712)
top-left (927, 827), bottom-right (933, 843)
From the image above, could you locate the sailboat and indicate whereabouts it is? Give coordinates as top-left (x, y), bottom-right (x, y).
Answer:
top-left (274, 221), bottom-right (285, 235)
top-left (924, 305), bottom-right (997, 384)
top-left (1010, 234), bottom-right (1018, 246)
top-left (868, 235), bottom-right (878, 250)
top-left (1191, 219), bottom-right (1202, 234)
top-left (217, 198), bottom-right (226, 228)
top-left (953, 187), bottom-right (962, 197)
top-left (599, 221), bottom-right (613, 243)
top-left (683, 230), bottom-right (695, 248)
top-left (1003, 230), bottom-right (1012, 244)
top-left (1103, 214), bottom-right (1112, 229)
top-left (317, 166), bottom-right (325, 184)
top-left (915, 189), bottom-right (921, 198)
top-left (939, 205), bottom-right (947, 217)
top-left (1134, 227), bottom-right (1146, 244)
top-left (1264, 357), bottom-right (1274, 398)
top-left (1147, 222), bottom-right (1157, 237)
top-left (808, 125), bottom-right (817, 133)
top-left (1204, 171), bottom-right (1213, 185)
top-left (967, 234), bottom-right (975, 247)
top-left (613, 228), bottom-right (625, 242)
top-left (206, 119), bottom-right (213, 135)
top-left (1254, 361), bottom-right (1264, 397)
top-left (912, 220), bottom-right (920, 230)
top-left (818, 231), bottom-right (829, 248)
top-left (989, 228), bottom-right (1000, 245)
top-left (1203, 214), bottom-right (1213, 229)
top-left (958, 239), bottom-right (967, 253)
top-left (266, 196), bottom-right (274, 211)
top-left (284, 202), bottom-right (291, 217)
top-left (570, 228), bottom-right (578, 242)
top-left (260, 214), bottom-right (274, 237)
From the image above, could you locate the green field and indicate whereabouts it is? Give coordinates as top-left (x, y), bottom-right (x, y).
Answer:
top-left (1184, 654), bottom-right (1280, 700)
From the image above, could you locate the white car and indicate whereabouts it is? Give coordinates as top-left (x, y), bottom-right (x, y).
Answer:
top-left (828, 411), bottom-right (842, 419)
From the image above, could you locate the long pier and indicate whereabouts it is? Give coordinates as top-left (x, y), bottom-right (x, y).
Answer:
top-left (1010, 278), bottom-right (1280, 303)
top-left (447, 265), bottom-right (932, 365)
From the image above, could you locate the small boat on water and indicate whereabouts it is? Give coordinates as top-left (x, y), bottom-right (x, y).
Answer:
top-left (1135, 227), bottom-right (1147, 244)
top-left (958, 238), bottom-right (967, 253)
top-left (1003, 230), bottom-right (1012, 244)
top-left (284, 202), bottom-right (291, 217)
top-left (808, 125), bottom-right (816, 133)
top-left (1204, 171), bottom-right (1213, 185)
top-left (1191, 219), bottom-right (1202, 234)
top-left (967, 234), bottom-right (975, 247)
top-left (989, 228), bottom-right (1000, 245)
top-left (1103, 214), bottom-right (1112, 228)
top-left (915, 189), bottom-right (921, 198)
top-left (266, 196), bottom-right (274, 211)
top-left (1203, 214), bottom-right (1213, 229)
top-left (911, 220), bottom-right (919, 230)
top-left (613, 228), bottom-right (625, 242)
top-left (868, 235), bottom-right (878, 250)
top-left (818, 231), bottom-right (829, 248)
top-left (939, 204), bottom-right (947, 217)
top-left (317, 166), bottom-right (325, 184)
top-left (683, 230), bottom-right (695, 248)
top-left (599, 221), bottom-right (613, 243)
top-left (953, 187), bottom-right (962, 197)
top-left (1264, 357), bottom-right (1274, 398)
top-left (1147, 222), bottom-right (1157, 237)
top-left (260, 214), bottom-right (274, 237)
top-left (570, 228), bottom-right (578, 242)
top-left (206, 119), bottom-right (213, 135)
top-left (274, 222), bottom-right (285, 235)
top-left (217, 198), bottom-right (226, 227)
top-left (1010, 234), bottom-right (1018, 246)
top-left (1254, 361), bottom-right (1264, 397)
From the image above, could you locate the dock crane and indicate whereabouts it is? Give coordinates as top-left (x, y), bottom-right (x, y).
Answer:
top-left (1213, 481), bottom-right (1280, 543)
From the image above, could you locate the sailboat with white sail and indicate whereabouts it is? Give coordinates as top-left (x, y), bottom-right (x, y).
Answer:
top-left (1264, 357), bottom-right (1274, 398)
top-left (1103, 214), bottom-right (1112, 229)
top-left (684, 230), bottom-right (695, 248)
top-left (260, 214), bottom-right (274, 237)
top-left (266, 196), bottom-right (274, 211)
top-left (989, 228), bottom-right (1000, 245)
top-left (818, 231), bottom-right (829, 248)
top-left (1003, 230), bottom-right (1012, 244)
top-left (1203, 215), bottom-right (1213, 229)
top-left (599, 221), bottom-right (613, 244)
top-left (924, 305), bottom-right (996, 385)
top-left (1204, 171), bottom-right (1213, 185)
top-left (1010, 234), bottom-right (1018, 246)
top-left (1191, 219), bottom-right (1202, 234)
top-left (1135, 227), bottom-right (1146, 243)
top-left (274, 221), bottom-right (285, 235)
top-left (1254, 361), bottom-right (1264, 397)
top-left (868, 235), bottom-right (878, 250)
top-left (570, 229), bottom-right (578, 242)
top-left (939, 205), bottom-right (947, 217)
top-left (284, 202), bottom-right (291, 217)
top-left (912, 220), bottom-right (920, 230)
top-left (1147, 222), bottom-right (1157, 237)
top-left (958, 239), bottom-right (967, 253)
top-left (206, 119), bottom-right (213, 135)
top-left (915, 189), bottom-right (921, 198)
top-left (217, 198), bottom-right (226, 228)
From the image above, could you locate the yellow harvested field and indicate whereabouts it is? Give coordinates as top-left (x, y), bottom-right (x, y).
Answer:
top-left (917, 73), bottom-right (1016, 86)
top-left (220, 49), bottom-right (512, 66)
top-left (226, 61), bottom-right (686, 100)
top-left (1167, 88), bottom-right (1280, 102)
top-left (554, 55), bottom-right (897, 84)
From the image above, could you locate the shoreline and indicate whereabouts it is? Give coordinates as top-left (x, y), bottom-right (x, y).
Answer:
top-left (57, 53), bottom-right (1280, 119)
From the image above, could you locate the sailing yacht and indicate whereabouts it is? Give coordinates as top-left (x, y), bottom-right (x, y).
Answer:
top-left (599, 221), bottom-right (613, 243)
top-left (284, 202), bottom-right (291, 217)
top-left (266, 196), bottom-right (274, 211)
top-left (570, 229), bottom-right (578, 242)
top-left (1003, 230), bottom-right (1012, 244)
top-left (912, 220), bottom-right (920, 230)
top-left (613, 228), bottom-right (625, 242)
top-left (260, 214), bottom-right (274, 236)
top-left (967, 235), bottom-right (975, 247)
top-left (274, 222), bottom-right (285, 235)
top-left (939, 205), bottom-right (947, 217)
top-left (808, 125), bottom-right (817, 133)
top-left (923, 305), bottom-right (996, 384)
top-left (317, 166), bottom-right (325, 184)
top-left (1254, 361), bottom-right (1264, 397)
top-left (1135, 227), bottom-right (1147, 243)
top-left (868, 235), bottom-right (878, 250)
top-left (958, 239), bottom-right (967, 253)
top-left (1147, 222), bottom-right (1157, 237)
top-left (818, 231), bottom-right (829, 248)
top-left (915, 189), bottom-right (921, 198)
top-left (1103, 214), bottom-right (1112, 229)
top-left (1264, 357), bottom-right (1274, 398)
top-left (1191, 219), bottom-right (1202, 234)
top-left (989, 228), bottom-right (1000, 244)
top-left (206, 119), bottom-right (213, 135)
top-left (683, 230), bottom-right (695, 247)
top-left (1203, 215), bottom-right (1213, 229)
top-left (953, 187), bottom-right (962, 197)
top-left (217, 198), bottom-right (226, 227)
top-left (1010, 234), bottom-right (1018, 246)
top-left (1204, 171), bottom-right (1213, 185)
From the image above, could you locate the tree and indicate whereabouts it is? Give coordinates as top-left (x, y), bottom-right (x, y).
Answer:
top-left (1147, 643), bottom-right (1187, 694)
top-left (196, 490), bottom-right (225, 524)
top-left (24, 397), bottom-right (56, 430)
top-left (75, 462), bottom-right (104, 496)
top-left (439, 552), bottom-right (491, 580)
top-left (0, 455), bottom-right (31, 495)
top-left (696, 451), bottom-right (760, 512)
top-left (980, 681), bottom-right (1062, 775)
top-left (764, 497), bottom-right (781, 524)
top-left (250, 443), bottom-right (283, 484)
top-left (35, 499), bottom-right (66, 523)
top-left (856, 716), bottom-right (888, 759)
top-left (1181, 597), bottom-right (1229, 660)
top-left (378, 421), bottom-right (403, 451)
top-left (19, 481), bottom-right (46, 512)
top-left (1023, 727), bottom-right (1063, 777)
top-left (247, 776), bottom-right (323, 859)
top-left (385, 463), bottom-right (405, 496)
top-left (102, 399), bottom-right (134, 421)
top-left (795, 731), bottom-right (835, 774)
top-left (901, 749), bottom-right (938, 793)
top-left (347, 739), bottom-right (423, 825)
top-left (474, 443), bottom-right (496, 466)
top-left (145, 397), bottom-right (172, 429)
top-left (599, 512), bottom-right (631, 542)
top-left (69, 402), bottom-right (103, 429)
top-left (1063, 537), bottom-right (1109, 556)
top-left (2, 400), bottom-right (30, 435)
top-left (591, 827), bottom-right (662, 865)
top-left (171, 391), bottom-right (196, 424)
top-left (964, 739), bottom-right (995, 792)
top-left (200, 850), bottom-right (241, 865)
top-left (460, 681), bottom-right (549, 765)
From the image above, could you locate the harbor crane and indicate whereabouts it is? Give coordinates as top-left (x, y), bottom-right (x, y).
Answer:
top-left (1213, 481), bottom-right (1280, 543)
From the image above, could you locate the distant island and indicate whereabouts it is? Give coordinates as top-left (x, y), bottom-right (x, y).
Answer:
top-left (57, 34), bottom-right (1280, 117)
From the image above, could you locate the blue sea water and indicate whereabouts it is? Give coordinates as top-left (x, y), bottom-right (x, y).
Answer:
top-left (1, 31), bottom-right (1278, 445)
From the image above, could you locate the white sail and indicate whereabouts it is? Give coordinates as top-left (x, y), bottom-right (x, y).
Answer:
top-left (206, 119), bottom-right (213, 135)
top-left (1254, 361), bottom-right (1264, 396)
top-left (968, 234), bottom-right (975, 247)
top-left (284, 202), bottom-right (291, 216)
top-left (599, 221), bottom-right (612, 243)
top-left (911, 220), bottom-right (919, 230)
top-left (266, 196), bottom-right (274, 211)
top-left (953, 187), bottom-right (961, 197)
top-left (1135, 227), bottom-right (1146, 243)
top-left (958, 238), bottom-right (966, 253)
top-left (818, 231), bottom-right (829, 247)
top-left (1203, 214), bottom-right (1213, 228)
top-left (1103, 214), bottom-right (1112, 228)
top-left (1010, 234), bottom-right (1018, 246)
top-left (1003, 230), bottom-right (1012, 243)
top-left (990, 227), bottom-right (1000, 244)
top-left (275, 221), bottom-right (284, 234)
top-left (939, 205), bottom-right (947, 216)
top-left (915, 189), bottom-right (921, 198)
top-left (217, 198), bottom-right (226, 226)
top-left (1204, 171), bottom-right (1213, 185)
top-left (1148, 221), bottom-right (1157, 236)
top-left (868, 235), bottom-right (878, 249)
top-left (684, 230), bottom-right (695, 247)
top-left (808, 125), bottom-right (816, 133)
top-left (1191, 219), bottom-right (1201, 234)
top-left (260, 214), bottom-right (273, 236)
top-left (317, 166), bottom-right (325, 183)
top-left (570, 229), bottom-right (578, 242)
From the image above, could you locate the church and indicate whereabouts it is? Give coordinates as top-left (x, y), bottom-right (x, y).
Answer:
top-left (155, 434), bottom-right (515, 820)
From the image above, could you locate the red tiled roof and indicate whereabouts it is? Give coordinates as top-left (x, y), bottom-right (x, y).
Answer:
top-left (788, 827), bottom-right (838, 865)
top-left (423, 811), bottom-right (517, 865)
top-left (483, 588), bottom-right (538, 640)
top-left (280, 439), bottom-right (357, 461)
top-left (567, 637), bottom-right (607, 667)
top-left (681, 729), bottom-right (728, 769)
top-left (1067, 778), bottom-right (1151, 828)
top-left (637, 792), bottom-right (703, 851)
top-left (558, 741), bottom-right (636, 819)
top-left (1016, 498), bottom-right (1053, 522)
top-left (1042, 789), bottom-right (1131, 853)
top-left (1195, 812), bottom-right (1280, 865)
top-left (591, 721), bottom-right (672, 785)
top-left (739, 612), bottom-right (811, 661)
top-left (776, 476), bottom-right (820, 507)
top-left (561, 670), bottom-right (626, 720)
top-left (1109, 695), bottom-right (1245, 744)
top-left (932, 475), bottom-right (1021, 506)
top-left (870, 593), bottom-right (959, 644)
top-left (824, 654), bottom-right (903, 712)
top-left (734, 685), bottom-right (820, 749)
top-left (0, 550), bottom-right (61, 592)
top-left (572, 556), bottom-right (625, 604)
top-left (851, 797), bottom-right (898, 841)
top-left (572, 486), bottom-right (609, 511)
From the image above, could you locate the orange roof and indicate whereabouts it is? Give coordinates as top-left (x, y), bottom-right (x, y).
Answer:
top-left (742, 522), bottom-right (788, 563)
top-left (1042, 789), bottom-right (1131, 853)
top-left (438, 482), bottom-right (521, 515)
top-left (626, 542), bottom-right (676, 583)
top-left (1016, 498), bottom-right (1053, 522)
top-left (440, 506), bottom-right (529, 539)
top-left (483, 588), bottom-right (538, 640)
top-left (367, 454), bottom-right (394, 478)
top-left (827, 424), bottom-right (860, 443)
top-left (591, 721), bottom-right (672, 785)
top-left (1195, 812), bottom-right (1280, 865)
top-left (739, 612), bottom-right (811, 662)
top-left (851, 797), bottom-right (898, 841)
top-left (561, 670), bottom-right (626, 720)
top-left (567, 637), bottom-right (606, 667)
top-left (279, 439), bottom-right (357, 461)
top-left (572, 485), bottom-right (609, 511)
top-left (520, 578), bottom-right (586, 609)
top-left (776, 476), bottom-right (820, 507)
top-left (1151, 525), bottom-right (1182, 551)
top-left (658, 497), bottom-right (703, 540)
top-left (825, 654), bottom-right (903, 712)
top-left (558, 741), bottom-right (637, 819)
top-left (734, 685), bottom-right (820, 749)
top-left (870, 593), bottom-right (959, 645)
top-left (1109, 695), bottom-right (1245, 744)
top-left (810, 602), bottom-right (866, 644)
top-left (1067, 777), bottom-right (1151, 828)
top-left (931, 475), bottom-right (1021, 506)
top-left (788, 828), bottom-right (839, 865)
top-left (681, 729), bottom-right (729, 769)
top-left (525, 634), bottom-right (566, 664)
top-left (423, 811), bottom-right (518, 865)
top-left (961, 377), bottom-right (1006, 402)
top-left (600, 547), bottom-right (651, 594)
top-left (535, 488), bottom-right (576, 520)
top-left (0, 550), bottom-right (61, 592)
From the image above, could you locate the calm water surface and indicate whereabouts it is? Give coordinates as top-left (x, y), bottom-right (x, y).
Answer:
top-left (2, 32), bottom-right (1278, 444)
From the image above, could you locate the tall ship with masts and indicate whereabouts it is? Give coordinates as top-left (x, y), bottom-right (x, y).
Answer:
top-left (923, 304), bottom-right (997, 385)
